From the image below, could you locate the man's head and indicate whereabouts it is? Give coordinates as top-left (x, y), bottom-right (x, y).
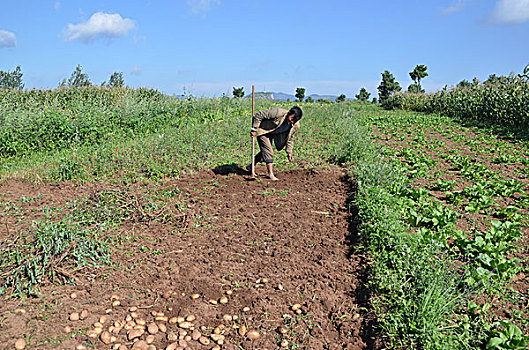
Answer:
top-left (287, 106), bottom-right (302, 124)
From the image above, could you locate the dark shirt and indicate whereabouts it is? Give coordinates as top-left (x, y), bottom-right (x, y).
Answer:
top-left (270, 120), bottom-right (292, 135)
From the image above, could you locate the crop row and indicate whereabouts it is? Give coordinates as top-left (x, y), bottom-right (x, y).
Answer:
top-left (349, 104), bottom-right (529, 348)
top-left (382, 73), bottom-right (529, 130)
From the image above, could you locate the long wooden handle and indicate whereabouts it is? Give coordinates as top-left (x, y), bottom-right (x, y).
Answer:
top-left (251, 85), bottom-right (256, 177)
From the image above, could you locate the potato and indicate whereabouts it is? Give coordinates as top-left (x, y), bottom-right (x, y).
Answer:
top-left (100, 331), bottom-right (113, 345)
top-left (132, 340), bottom-right (148, 350)
top-left (128, 328), bottom-right (144, 341)
top-left (167, 332), bottom-right (178, 342)
top-left (178, 321), bottom-right (193, 329)
top-left (14, 338), bottom-right (26, 350)
top-left (291, 304), bottom-right (301, 311)
top-left (238, 325), bottom-right (247, 336)
top-left (219, 296), bottom-right (228, 304)
top-left (198, 336), bottom-right (210, 345)
top-left (191, 329), bottom-right (201, 341)
top-left (247, 329), bottom-right (260, 340)
top-left (147, 323), bottom-right (159, 334)
top-left (69, 312), bottom-right (80, 321)
top-left (165, 343), bottom-right (178, 350)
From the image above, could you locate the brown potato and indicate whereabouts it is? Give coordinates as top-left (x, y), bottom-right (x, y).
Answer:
top-left (247, 329), bottom-right (260, 340)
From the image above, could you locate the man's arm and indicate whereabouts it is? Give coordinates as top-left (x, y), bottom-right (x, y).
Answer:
top-left (285, 122), bottom-right (300, 159)
top-left (251, 109), bottom-right (272, 131)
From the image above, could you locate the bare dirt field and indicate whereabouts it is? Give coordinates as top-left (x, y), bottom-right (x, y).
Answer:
top-left (0, 166), bottom-right (369, 349)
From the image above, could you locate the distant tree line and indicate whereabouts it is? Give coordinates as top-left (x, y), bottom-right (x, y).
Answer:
top-left (0, 64), bottom-right (126, 90)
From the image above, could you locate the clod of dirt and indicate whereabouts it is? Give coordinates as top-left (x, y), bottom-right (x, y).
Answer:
top-left (14, 308), bottom-right (26, 315)
top-left (14, 338), bottom-right (26, 350)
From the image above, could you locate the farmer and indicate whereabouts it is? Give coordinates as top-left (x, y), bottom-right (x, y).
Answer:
top-left (248, 106), bottom-right (303, 181)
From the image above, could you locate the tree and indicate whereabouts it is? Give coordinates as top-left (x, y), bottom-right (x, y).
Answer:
top-left (60, 64), bottom-right (92, 87)
top-left (335, 94), bottom-right (346, 103)
top-left (109, 72), bottom-right (124, 87)
top-left (457, 79), bottom-right (471, 89)
top-left (407, 83), bottom-right (422, 93)
top-left (377, 70), bottom-right (401, 103)
top-left (0, 65), bottom-right (24, 90)
top-left (295, 87), bottom-right (305, 102)
top-left (232, 87), bottom-right (244, 98)
top-left (409, 64), bottom-right (428, 93)
top-left (305, 96), bottom-right (314, 103)
top-left (372, 97), bottom-right (377, 104)
top-left (355, 88), bottom-right (370, 102)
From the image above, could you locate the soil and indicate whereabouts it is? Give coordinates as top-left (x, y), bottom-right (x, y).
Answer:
top-left (0, 167), bottom-right (370, 350)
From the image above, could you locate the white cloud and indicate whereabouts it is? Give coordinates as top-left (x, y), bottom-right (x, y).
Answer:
top-left (131, 65), bottom-right (142, 76)
top-left (188, 0), bottom-right (220, 14)
top-left (442, 0), bottom-right (466, 14)
top-left (490, 0), bottom-right (529, 23)
top-left (0, 30), bottom-right (16, 48)
top-left (61, 12), bottom-right (136, 43)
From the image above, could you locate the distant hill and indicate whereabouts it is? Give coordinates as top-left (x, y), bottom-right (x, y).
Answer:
top-left (245, 91), bottom-right (342, 102)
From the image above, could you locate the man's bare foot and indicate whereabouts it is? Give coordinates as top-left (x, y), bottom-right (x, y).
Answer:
top-left (267, 175), bottom-right (279, 181)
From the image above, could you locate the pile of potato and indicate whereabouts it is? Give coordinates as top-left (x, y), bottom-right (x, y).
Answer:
top-left (67, 290), bottom-right (263, 350)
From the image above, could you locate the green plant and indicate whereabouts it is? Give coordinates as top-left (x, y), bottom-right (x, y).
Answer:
top-left (486, 321), bottom-right (529, 350)
top-left (0, 220), bottom-right (110, 296)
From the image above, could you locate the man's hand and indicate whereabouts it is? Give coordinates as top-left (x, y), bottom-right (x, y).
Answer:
top-left (250, 131), bottom-right (257, 137)
top-left (288, 153), bottom-right (293, 162)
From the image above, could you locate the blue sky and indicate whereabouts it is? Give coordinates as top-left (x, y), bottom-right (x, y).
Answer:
top-left (1, 0), bottom-right (528, 97)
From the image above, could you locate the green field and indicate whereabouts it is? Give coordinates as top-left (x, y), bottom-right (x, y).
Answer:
top-left (1, 87), bottom-right (528, 349)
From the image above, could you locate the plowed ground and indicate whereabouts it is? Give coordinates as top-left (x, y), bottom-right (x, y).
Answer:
top-left (0, 166), bottom-right (369, 350)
